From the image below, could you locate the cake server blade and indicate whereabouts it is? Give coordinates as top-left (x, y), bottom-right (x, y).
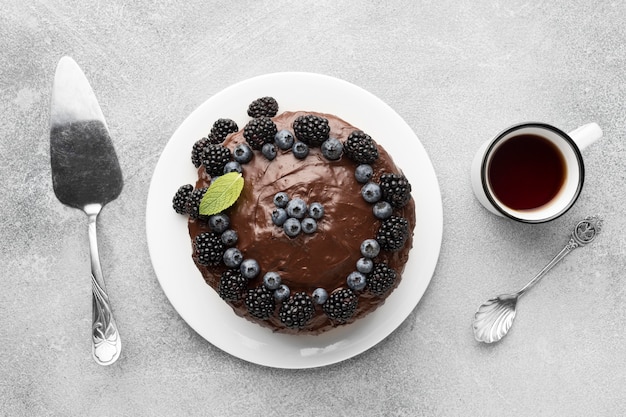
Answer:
top-left (49, 56), bottom-right (122, 365)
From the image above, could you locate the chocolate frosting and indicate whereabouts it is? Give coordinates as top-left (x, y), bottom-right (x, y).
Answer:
top-left (189, 111), bottom-right (415, 334)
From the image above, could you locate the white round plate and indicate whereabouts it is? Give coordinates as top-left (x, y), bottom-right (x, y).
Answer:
top-left (146, 72), bottom-right (442, 369)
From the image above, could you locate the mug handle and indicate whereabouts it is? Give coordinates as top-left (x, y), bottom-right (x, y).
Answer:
top-left (568, 123), bottom-right (603, 151)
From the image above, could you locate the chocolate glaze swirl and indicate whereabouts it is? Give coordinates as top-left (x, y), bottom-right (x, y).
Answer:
top-left (188, 111), bottom-right (416, 334)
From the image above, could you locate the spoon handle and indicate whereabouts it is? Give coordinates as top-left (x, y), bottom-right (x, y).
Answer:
top-left (517, 216), bottom-right (602, 297)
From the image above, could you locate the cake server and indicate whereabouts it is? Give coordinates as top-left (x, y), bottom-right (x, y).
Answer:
top-left (50, 56), bottom-right (122, 365)
top-left (472, 216), bottom-right (602, 343)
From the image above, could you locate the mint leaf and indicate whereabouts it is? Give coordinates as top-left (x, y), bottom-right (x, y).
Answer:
top-left (199, 172), bottom-right (244, 216)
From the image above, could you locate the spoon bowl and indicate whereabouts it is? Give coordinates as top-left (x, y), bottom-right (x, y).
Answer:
top-left (473, 294), bottom-right (517, 343)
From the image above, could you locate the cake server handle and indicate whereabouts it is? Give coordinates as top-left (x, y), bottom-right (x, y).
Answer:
top-left (86, 204), bottom-right (122, 365)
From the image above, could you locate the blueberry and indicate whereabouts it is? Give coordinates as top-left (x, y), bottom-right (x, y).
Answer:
top-left (233, 143), bottom-right (253, 163)
top-left (220, 229), bottom-right (238, 246)
top-left (308, 202), bottom-right (324, 220)
top-left (283, 217), bottom-right (302, 237)
top-left (361, 182), bottom-right (382, 203)
top-left (360, 239), bottom-right (380, 258)
top-left (273, 192), bottom-right (290, 208)
top-left (240, 258), bottom-right (260, 279)
top-left (356, 257), bottom-right (374, 274)
top-left (263, 271), bottom-right (282, 290)
top-left (262, 143), bottom-right (277, 160)
top-left (301, 217), bottom-right (317, 234)
top-left (223, 161), bottom-right (242, 174)
top-left (274, 129), bottom-right (294, 150)
top-left (223, 247), bottom-right (243, 268)
top-left (312, 288), bottom-right (328, 304)
top-left (271, 208), bottom-right (288, 226)
top-left (355, 164), bottom-right (373, 183)
top-left (286, 198), bottom-right (307, 219)
top-left (208, 213), bottom-right (230, 233)
top-left (347, 271), bottom-right (367, 291)
top-left (274, 284), bottom-right (291, 301)
top-left (292, 142), bottom-right (309, 159)
top-left (321, 137), bottom-right (343, 160)
top-left (372, 201), bottom-right (393, 220)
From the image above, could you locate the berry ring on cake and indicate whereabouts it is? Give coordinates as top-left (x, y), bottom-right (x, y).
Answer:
top-left (171, 96), bottom-right (416, 335)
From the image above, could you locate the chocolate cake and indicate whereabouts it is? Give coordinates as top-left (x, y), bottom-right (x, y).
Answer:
top-left (172, 97), bottom-right (415, 334)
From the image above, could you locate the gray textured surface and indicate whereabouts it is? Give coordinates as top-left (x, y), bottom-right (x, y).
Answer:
top-left (2, 1), bottom-right (625, 416)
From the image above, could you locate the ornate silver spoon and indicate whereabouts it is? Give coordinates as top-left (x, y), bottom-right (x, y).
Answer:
top-left (473, 216), bottom-right (602, 343)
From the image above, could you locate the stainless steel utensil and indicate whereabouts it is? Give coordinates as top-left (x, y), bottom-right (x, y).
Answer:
top-left (472, 215), bottom-right (602, 343)
top-left (50, 56), bottom-right (123, 365)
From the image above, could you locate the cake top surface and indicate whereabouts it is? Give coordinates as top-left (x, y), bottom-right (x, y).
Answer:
top-left (186, 108), bottom-right (416, 334)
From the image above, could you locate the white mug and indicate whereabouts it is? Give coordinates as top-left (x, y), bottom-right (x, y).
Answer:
top-left (471, 122), bottom-right (602, 223)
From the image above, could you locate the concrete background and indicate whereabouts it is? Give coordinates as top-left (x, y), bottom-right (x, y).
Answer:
top-left (2, 1), bottom-right (625, 416)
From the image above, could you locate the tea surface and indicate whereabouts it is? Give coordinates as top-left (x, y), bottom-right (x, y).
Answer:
top-left (488, 134), bottom-right (566, 210)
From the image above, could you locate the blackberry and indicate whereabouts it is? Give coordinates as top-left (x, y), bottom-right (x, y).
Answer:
top-left (172, 184), bottom-right (193, 214)
top-left (218, 269), bottom-right (247, 301)
top-left (191, 137), bottom-right (209, 168)
top-left (208, 118), bottom-right (238, 143)
top-left (292, 114), bottom-right (330, 147)
top-left (279, 292), bottom-right (315, 328)
top-left (244, 285), bottom-right (276, 319)
top-left (376, 215), bottom-right (409, 251)
top-left (322, 288), bottom-right (358, 323)
top-left (247, 96), bottom-right (279, 118)
top-left (243, 117), bottom-right (277, 150)
top-left (187, 187), bottom-right (207, 219)
top-left (194, 232), bottom-right (225, 266)
top-left (367, 263), bottom-right (397, 296)
top-left (379, 173), bottom-right (412, 208)
top-left (202, 144), bottom-right (232, 177)
top-left (343, 131), bottom-right (378, 164)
